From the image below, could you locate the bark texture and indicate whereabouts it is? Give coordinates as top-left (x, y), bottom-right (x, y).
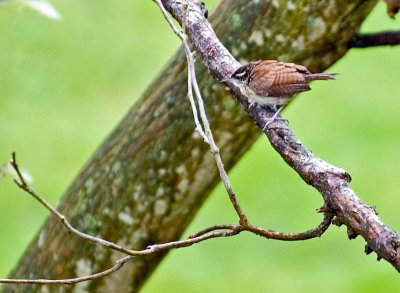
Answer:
top-left (3, 0), bottom-right (380, 292)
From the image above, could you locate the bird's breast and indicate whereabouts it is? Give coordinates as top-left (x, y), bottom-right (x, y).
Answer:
top-left (243, 85), bottom-right (290, 106)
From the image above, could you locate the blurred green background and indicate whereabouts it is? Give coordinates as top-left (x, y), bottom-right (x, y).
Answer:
top-left (1, 1), bottom-right (399, 292)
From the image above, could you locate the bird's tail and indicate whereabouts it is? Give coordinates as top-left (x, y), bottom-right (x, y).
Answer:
top-left (305, 73), bottom-right (336, 81)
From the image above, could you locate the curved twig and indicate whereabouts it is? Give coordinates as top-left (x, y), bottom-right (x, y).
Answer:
top-left (7, 151), bottom-right (331, 285)
top-left (0, 256), bottom-right (134, 285)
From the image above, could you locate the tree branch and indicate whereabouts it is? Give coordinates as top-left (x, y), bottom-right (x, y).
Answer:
top-left (349, 31), bottom-right (400, 47)
top-left (162, 0), bottom-right (400, 271)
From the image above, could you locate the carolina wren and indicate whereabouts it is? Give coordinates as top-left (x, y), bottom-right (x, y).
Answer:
top-left (222, 60), bottom-right (335, 127)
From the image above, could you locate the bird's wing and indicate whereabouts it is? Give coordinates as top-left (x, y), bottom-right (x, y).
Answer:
top-left (248, 60), bottom-right (277, 91)
top-left (250, 61), bottom-right (311, 97)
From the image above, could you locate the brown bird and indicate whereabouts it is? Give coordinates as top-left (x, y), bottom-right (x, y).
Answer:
top-left (222, 60), bottom-right (335, 128)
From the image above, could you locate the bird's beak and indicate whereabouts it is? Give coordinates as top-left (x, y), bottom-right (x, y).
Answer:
top-left (220, 76), bottom-right (231, 83)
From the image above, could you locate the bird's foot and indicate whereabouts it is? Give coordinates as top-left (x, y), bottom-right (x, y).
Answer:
top-left (262, 107), bottom-right (286, 130)
top-left (249, 101), bottom-right (257, 109)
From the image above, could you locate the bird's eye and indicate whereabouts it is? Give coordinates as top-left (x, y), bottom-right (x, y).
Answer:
top-left (234, 71), bottom-right (246, 78)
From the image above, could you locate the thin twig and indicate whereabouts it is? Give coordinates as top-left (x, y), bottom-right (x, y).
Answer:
top-left (0, 224), bottom-right (243, 285)
top-left (0, 256), bottom-right (133, 285)
top-left (187, 47), bottom-right (209, 142)
top-left (0, 153), bottom-right (243, 284)
top-left (187, 213), bottom-right (333, 241)
top-left (188, 224), bottom-right (241, 238)
top-left (10, 153), bottom-right (246, 252)
top-left (154, 0), bottom-right (249, 225)
top-left (246, 210), bottom-right (334, 241)
top-left (10, 153), bottom-right (143, 257)
top-left (156, 0), bottom-right (208, 142)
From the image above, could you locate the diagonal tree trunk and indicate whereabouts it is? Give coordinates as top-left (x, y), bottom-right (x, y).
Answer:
top-left (3, 0), bottom-right (379, 292)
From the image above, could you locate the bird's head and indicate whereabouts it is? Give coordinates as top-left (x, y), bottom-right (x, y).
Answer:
top-left (220, 63), bottom-right (252, 85)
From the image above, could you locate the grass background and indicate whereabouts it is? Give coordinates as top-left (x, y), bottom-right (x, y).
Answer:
top-left (0, 1), bottom-right (400, 292)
